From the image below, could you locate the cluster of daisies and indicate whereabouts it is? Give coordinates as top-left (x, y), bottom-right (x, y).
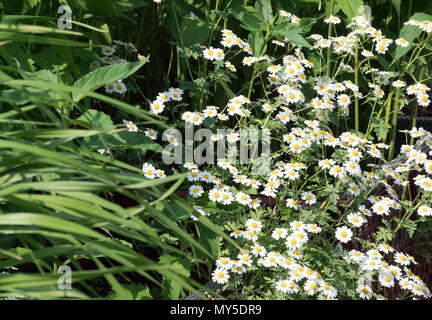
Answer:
top-left (142, 162), bottom-right (166, 179)
top-left (175, 13), bottom-right (432, 299)
top-left (406, 83), bottom-right (431, 107)
top-left (311, 15), bottom-right (409, 56)
top-left (405, 18), bottom-right (432, 33)
top-left (186, 161), bottom-right (262, 209)
top-left (346, 245), bottom-right (431, 299)
top-left (212, 216), bottom-right (429, 298)
top-left (97, 11), bottom-right (432, 299)
top-left (212, 218), bottom-right (342, 300)
top-left (149, 87), bottom-right (184, 114)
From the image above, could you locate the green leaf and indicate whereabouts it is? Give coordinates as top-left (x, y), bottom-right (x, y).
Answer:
top-left (0, 213), bottom-right (104, 239)
top-left (255, 0), bottom-right (273, 22)
top-left (107, 284), bottom-right (152, 300)
top-left (179, 19), bottom-right (211, 47)
top-left (68, 0), bottom-right (134, 22)
top-left (5, 0), bottom-right (42, 14)
top-left (76, 109), bottom-right (116, 131)
top-left (232, 7), bottom-right (265, 31)
top-left (195, 220), bottom-right (221, 262)
top-left (73, 60), bottom-right (148, 102)
top-left (249, 31), bottom-right (266, 56)
top-left (159, 254), bottom-right (191, 299)
top-left (391, 0), bottom-right (401, 16)
top-left (370, 117), bottom-right (391, 140)
top-left (2, 79), bottom-right (168, 127)
top-left (110, 0), bottom-right (148, 12)
top-left (273, 29), bottom-right (311, 48)
top-left (335, 0), bottom-right (364, 20)
top-left (0, 43), bottom-right (35, 72)
top-left (0, 31), bottom-right (90, 47)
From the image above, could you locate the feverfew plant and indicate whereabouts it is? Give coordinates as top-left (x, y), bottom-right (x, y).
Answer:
top-left (94, 3), bottom-right (432, 300)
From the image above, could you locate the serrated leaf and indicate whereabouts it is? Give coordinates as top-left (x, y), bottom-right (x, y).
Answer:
top-left (107, 283), bottom-right (152, 300)
top-left (73, 60), bottom-right (148, 102)
top-left (370, 117), bottom-right (391, 140)
top-left (195, 220), bottom-right (221, 262)
top-left (159, 254), bottom-right (191, 299)
top-left (76, 109), bottom-right (115, 131)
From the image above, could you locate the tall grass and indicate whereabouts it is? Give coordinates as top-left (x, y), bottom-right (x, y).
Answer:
top-left (0, 6), bottom-right (233, 299)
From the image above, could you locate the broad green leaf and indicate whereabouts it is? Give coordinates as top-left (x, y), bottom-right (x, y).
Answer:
top-left (0, 43), bottom-right (36, 72)
top-left (273, 29), bottom-right (311, 48)
top-left (72, 60), bottom-right (148, 102)
top-left (113, 0), bottom-right (149, 12)
top-left (233, 7), bottom-right (265, 31)
top-left (179, 19), bottom-right (211, 47)
top-left (391, 0), bottom-right (401, 16)
top-left (249, 31), bottom-right (266, 56)
top-left (255, 0), bottom-right (273, 23)
top-left (165, 199), bottom-right (192, 221)
top-left (4, 0), bottom-right (42, 14)
top-left (76, 109), bottom-right (116, 131)
top-left (68, 0), bottom-right (133, 22)
top-left (392, 13), bottom-right (432, 64)
top-left (335, 0), bottom-right (364, 20)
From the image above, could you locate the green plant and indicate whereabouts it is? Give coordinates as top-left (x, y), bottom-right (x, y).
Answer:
top-left (0, 4), bottom-right (235, 300)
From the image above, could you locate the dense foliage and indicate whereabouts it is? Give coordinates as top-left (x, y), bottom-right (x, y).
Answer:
top-left (0, 0), bottom-right (431, 300)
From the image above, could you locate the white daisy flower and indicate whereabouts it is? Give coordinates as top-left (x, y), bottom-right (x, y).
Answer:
top-left (212, 268), bottom-right (230, 284)
top-left (335, 226), bottom-right (353, 243)
top-left (189, 185), bottom-right (204, 198)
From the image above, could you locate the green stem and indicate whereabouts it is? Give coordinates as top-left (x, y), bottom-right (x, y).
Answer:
top-left (325, 0), bottom-right (335, 78)
top-left (388, 91), bottom-right (401, 161)
top-left (296, 169), bottom-right (323, 195)
top-left (382, 90), bottom-right (394, 143)
top-left (354, 44), bottom-right (360, 132)
top-left (247, 67), bottom-right (258, 100)
top-left (410, 66), bottom-right (426, 145)
top-left (394, 197), bottom-right (422, 233)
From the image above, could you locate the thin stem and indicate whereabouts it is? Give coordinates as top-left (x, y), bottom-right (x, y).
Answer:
top-left (410, 66), bottom-right (426, 145)
top-left (388, 91), bottom-right (401, 161)
top-left (325, 0), bottom-right (335, 78)
top-left (382, 90), bottom-right (395, 143)
top-left (354, 44), bottom-right (360, 132)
